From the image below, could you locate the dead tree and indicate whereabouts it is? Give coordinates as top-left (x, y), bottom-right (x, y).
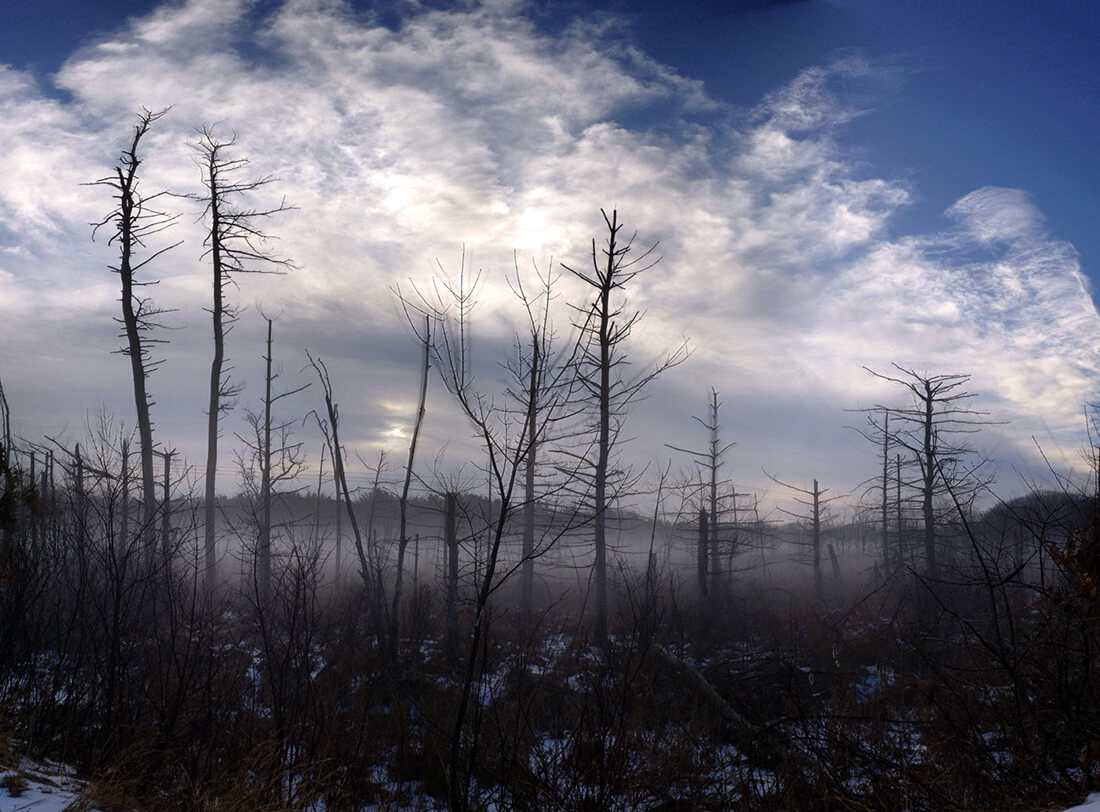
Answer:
top-left (697, 508), bottom-right (709, 594)
top-left (155, 448), bottom-right (176, 558)
top-left (862, 365), bottom-right (996, 580)
top-left (90, 108), bottom-right (179, 555)
top-left (444, 491), bottom-right (459, 666)
top-left (400, 252), bottom-right (580, 811)
top-left (881, 411), bottom-right (890, 569)
top-left (235, 316), bottom-right (308, 604)
top-left (307, 355), bottom-right (369, 584)
top-left (390, 314), bottom-right (431, 651)
top-left (667, 388), bottom-right (735, 599)
top-left (766, 472), bottom-right (844, 598)
top-left (505, 258), bottom-right (574, 616)
top-left (564, 210), bottom-right (687, 643)
top-left (850, 409), bottom-right (908, 574)
top-left (190, 127), bottom-right (294, 593)
top-left (0, 379), bottom-right (16, 551)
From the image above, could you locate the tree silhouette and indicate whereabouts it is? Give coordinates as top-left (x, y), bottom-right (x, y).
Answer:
top-left (90, 108), bottom-right (179, 556)
top-left (563, 209), bottom-right (688, 643)
top-left (862, 364), bottom-right (996, 579)
top-left (190, 126), bottom-right (294, 593)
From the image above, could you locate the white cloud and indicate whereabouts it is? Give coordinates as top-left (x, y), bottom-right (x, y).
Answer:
top-left (0, 0), bottom-right (1096, 509)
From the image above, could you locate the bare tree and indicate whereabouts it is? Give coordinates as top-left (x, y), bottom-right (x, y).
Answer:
top-left (397, 250), bottom-right (582, 810)
top-left (563, 209), bottom-right (688, 643)
top-left (850, 409), bottom-right (910, 574)
top-left (234, 315), bottom-right (308, 604)
top-left (765, 472), bottom-right (844, 598)
top-left (504, 257), bottom-right (575, 616)
top-left (667, 388), bottom-right (735, 599)
top-left (0, 378), bottom-right (18, 553)
top-left (190, 127), bottom-right (294, 593)
top-left (90, 108), bottom-right (180, 555)
top-left (390, 313), bottom-right (431, 651)
top-left (306, 354), bottom-right (369, 587)
top-left (862, 365), bottom-right (996, 580)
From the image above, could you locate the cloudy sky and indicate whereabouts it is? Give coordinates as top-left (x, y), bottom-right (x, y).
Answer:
top-left (1, 0), bottom-right (1098, 515)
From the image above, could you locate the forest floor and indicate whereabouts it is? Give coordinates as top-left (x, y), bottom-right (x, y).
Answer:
top-left (3, 749), bottom-right (1100, 812)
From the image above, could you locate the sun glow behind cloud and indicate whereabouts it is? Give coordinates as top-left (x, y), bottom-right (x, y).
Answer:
top-left (0, 0), bottom-right (1097, 505)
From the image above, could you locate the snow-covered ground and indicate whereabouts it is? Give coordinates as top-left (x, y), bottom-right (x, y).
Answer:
top-left (0, 757), bottom-right (86, 812)
top-left (4, 749), bottom-right (1100, 811)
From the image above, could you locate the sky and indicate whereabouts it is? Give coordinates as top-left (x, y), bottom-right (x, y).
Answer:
top-left (1, 0), bottom-right (1098, 518)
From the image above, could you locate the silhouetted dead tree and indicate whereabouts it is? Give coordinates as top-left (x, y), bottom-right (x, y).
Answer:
top-left (306, 354), bottom-right (369, 587)
top-left (235, 315), bottom-right (308, 604)
top-left (848, 409), bottom-right (921, 575)
top-left (90, 108), bottom-right (180, 555)
top-left (862, 365), bottom-right (997, 580)
top-left (390, 312), bottom-right (431, 654)
top-left (667, 388), bottom-right (735, 599)
top-left (189, 127), bottom-right (294, 593)
top-left (765, 472), bottom-right (844, 598)
top-left (399, 249), bottom-right (582, 811)
top-left (504, 257), bottom-right (577, 616)
top-left (563, 209), bottom-right (688, 644)
top-left (0, 378), bottom-right (16, 552)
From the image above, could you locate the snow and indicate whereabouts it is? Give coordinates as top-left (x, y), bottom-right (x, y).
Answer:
top-left (0, 757), bottom-right (86, 812)
top-left (1065, 794), bottom-right (1100, 812)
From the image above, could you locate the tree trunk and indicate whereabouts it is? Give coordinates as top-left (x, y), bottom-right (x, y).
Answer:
top-left (334, 456), bottom-right (343, 585)
top-left (120, 440), bottom-right (129, 553)
top-left (520, 336), bottom-right (538, 616)
top-left (881, 412), bottom-right (890, 572)
top-left (698, 508), bottom-right (709, 596)
top-left (258, 318), bottom-right (273, 605)
top-left (392, 316), bottom-right (431, 654)
top-left (98, 112), bottom-right (170, 560)
top-left (161, 450), bottom-right (173, 559)
top-left (708, 390), bottom-right (720, 596)
top-left (813, 479), bottom-right (823, 598)
top-left (203, 165), bottom-right (224, 594)
top-left (445, 492), bottom-right (459, 666)
top-left (922, 388), bottom-right (938, 579)
top-left (593, 228), bottom-right (614, 645)
top-left (896, 454), bottom-right (902, 568)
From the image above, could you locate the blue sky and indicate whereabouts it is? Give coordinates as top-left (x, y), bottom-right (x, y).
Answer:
top-left (1, 0), bottom-right (1098, 511)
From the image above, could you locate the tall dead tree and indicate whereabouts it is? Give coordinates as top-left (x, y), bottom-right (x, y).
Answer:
top-left (390, 314), bottom-right (431, 651)
top-left (398, 252), bottom-right (579, 809)
top-left (521, 373), bottom-right (538, 613)
top-left (156, 448), bottom-right (176, 558)
top-left (307, 354), bottom-right (369, 585)
top-left (697, 508), bottom-right (709, 594)
top-left (90, 108), bottom-right (179, 555)
top-left (191, 127), bottom-right (293, 593)
top-left (564, 209), bottom-right (687, 643)
top-left (236, 316), bottom-right (307, 604)
top-left (667, 388), bottom-right (735, 599)
top-left (881, 412), bottom-right (890, 569)
top-left (852, 409), bottom-right (898, 573)
top-left (0, 379), bottom-right (15, 554)
top-left (505, 259), bottom-right (572, 617)
top-left (862, 365), bottom-right (995, 580)
top-left (444, 491), bottom-right (460, 666)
